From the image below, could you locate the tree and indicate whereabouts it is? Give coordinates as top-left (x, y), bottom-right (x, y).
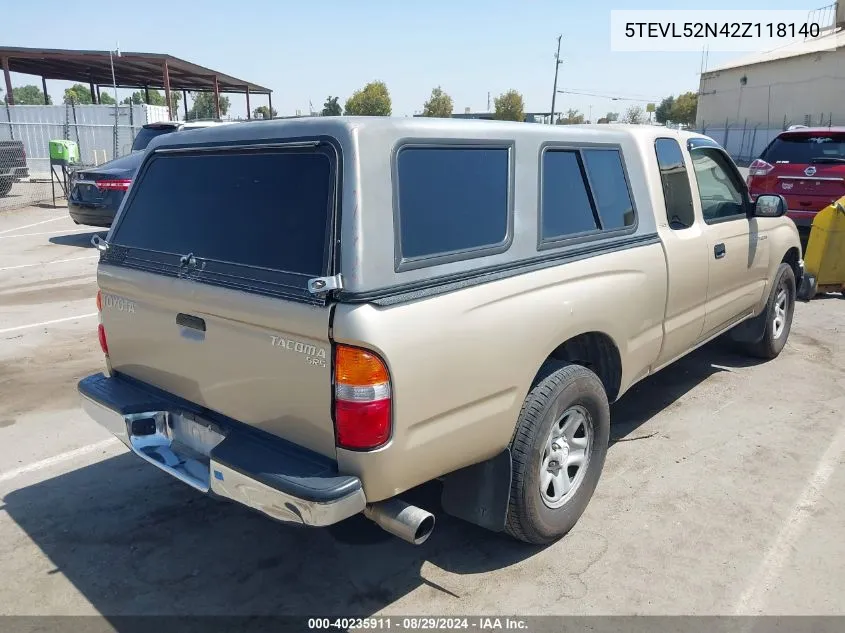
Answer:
top-left (557, 108), bottom-right (585, 125)
top-left (344, 81), bottom-right (391, 116)
top-left (99, 92), bottom-right (116, 105)
top-left (122, 89), bottom-right (181, 112)
top-left (655, 96), bottom-right (674, 124)
top-left (63, 83), bottom-right (94, 105)
top-left (253, 105), bottom-right (278, 119)
top-left (670, 91), bottom-right (698, 126)
top-left (321, 96), bottom-right (341, 116)
top-left (421, 86), bottom-right (453, 118)
top-left (188, 92), bottom-right (230, 119)
top-left (122, 91), bottom-right (145, 105)
top-left (622, 105), bottom-right (645, 124)
top-left (2, 85), bottom-right (51, 105)
top-left (605, 112), bottom-right (619, 122)
top-left (493, 89), bottom-right (524, 122)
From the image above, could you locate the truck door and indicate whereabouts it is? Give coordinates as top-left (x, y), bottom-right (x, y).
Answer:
top-left (688, 143), bottom-right (770, 338)
top-left (653, 138), bottom-right (709, 367)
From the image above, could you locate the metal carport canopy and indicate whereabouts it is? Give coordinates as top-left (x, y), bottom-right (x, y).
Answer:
top-left (0, 46), bottom-right (272, 119)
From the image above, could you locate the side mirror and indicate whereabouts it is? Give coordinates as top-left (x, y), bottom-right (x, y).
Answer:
top-left (754, 194), bottom-right (787, 218)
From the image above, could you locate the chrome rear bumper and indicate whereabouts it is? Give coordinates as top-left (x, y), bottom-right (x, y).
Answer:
top-left (79, 373), bottom-right (366, 527)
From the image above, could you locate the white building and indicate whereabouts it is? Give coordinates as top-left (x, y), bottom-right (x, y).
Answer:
top-left (697, 3), bottom-right (845, 130)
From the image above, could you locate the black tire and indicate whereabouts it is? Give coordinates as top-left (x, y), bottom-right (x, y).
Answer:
top-left (505, 362), bottom-right (610, 545)
top-left (0, 178), bottom-right (12, 197)
top-left (745, 263), bottom-right (796, 359)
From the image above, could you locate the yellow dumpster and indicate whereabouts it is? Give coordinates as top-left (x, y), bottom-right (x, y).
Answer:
top-left (797, 195), bottom-right (845, 300)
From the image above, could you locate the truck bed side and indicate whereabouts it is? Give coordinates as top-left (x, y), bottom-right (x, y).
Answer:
top-left (333, 242), bottom-right (668, 502)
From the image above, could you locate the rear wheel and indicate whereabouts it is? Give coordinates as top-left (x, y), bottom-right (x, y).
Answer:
top-left (0, 178), bottom-right (13, 197)
top-left (505, 363), bottom-right (610, 545)
top-left (745, 263), bottom-right (796, 359)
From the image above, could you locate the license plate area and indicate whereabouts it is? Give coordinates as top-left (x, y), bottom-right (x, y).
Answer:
top-left (127, 411), bottom-right (227, 492)
top-left (74, 183), bottom-right (105, 203)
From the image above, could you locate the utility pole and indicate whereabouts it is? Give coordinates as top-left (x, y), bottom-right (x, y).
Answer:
top-left (487, 91), bottom-right (491, 112)
top-left (110, 42), bottom-right (121, 160)
top-left (550, 35), bottom-right (563, 124)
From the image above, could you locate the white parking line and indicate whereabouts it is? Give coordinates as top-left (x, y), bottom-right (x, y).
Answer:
top-left (0, 313), bottom-right (97, 335)
top-left (0, 216), bottom-right (64, 235)
top-left (0, 228), bottom-right (94, 240)
top-left (735, 420), bottom-right (845, 615)
top-left (0, 438), bottom-right (119, 484)
top-left (0, 255), bottom-right (98, 272)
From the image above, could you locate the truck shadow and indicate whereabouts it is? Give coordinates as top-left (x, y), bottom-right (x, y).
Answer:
top-left (2, 340), bottom-right (762, 618)
top-left (48, 231), bottom-right (106, 248)
top-left (609, 337), bottom-right (763, 442)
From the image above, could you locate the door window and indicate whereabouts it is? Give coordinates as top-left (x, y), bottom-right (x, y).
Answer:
top-left (690, 148), bottom-right (747, 223)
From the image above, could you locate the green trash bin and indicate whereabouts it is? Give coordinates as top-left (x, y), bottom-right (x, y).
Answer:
top-left (49, 139), bottom-right (80, 166)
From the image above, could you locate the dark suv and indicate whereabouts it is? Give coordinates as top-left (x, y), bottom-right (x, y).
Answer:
top-left (747, 127), bottom-right (845, 239)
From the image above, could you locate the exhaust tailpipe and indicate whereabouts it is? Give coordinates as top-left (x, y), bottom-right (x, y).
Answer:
top-left (363, 499), bottom-right (435, 545)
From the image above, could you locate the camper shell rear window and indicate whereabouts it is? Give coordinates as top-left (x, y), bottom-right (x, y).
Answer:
top-left (108, 141), bottom-right (338, 303)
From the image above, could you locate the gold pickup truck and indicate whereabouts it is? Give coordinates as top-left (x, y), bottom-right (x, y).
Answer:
top-left (79, 118), bottom-right (803, 545)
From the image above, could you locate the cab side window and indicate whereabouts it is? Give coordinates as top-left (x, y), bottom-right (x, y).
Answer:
top-left (690, 147), bottom-right (747, 223)
top-left (654, 138), bottom-right (695, 229)
top-left (540, 147), bottom-right (636, 244)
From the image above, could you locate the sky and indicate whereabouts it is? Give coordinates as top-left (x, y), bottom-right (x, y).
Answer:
top-left (0, 0), bottom-right (830, 120)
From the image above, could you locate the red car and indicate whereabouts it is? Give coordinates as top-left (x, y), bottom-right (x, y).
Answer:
top-left (747, 127), bottom-right (845, 238)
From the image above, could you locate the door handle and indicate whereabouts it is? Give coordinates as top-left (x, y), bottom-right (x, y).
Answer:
top-left (176, 313), bottom-right (206, 332)
top-left (714, 243), bottom-right (726, 259)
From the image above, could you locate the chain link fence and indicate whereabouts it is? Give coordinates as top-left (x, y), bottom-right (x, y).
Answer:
top-left (0, 103), bottom-right (169, 211)
top-left (694, 112), bottom-right (845, 165)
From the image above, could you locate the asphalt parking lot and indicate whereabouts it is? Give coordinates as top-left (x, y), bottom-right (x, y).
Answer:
top-left (0, 203), bottom-right (844, 617)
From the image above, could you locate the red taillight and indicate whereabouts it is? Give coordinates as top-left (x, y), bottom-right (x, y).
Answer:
top-left (95, 179), bottom-right (132, 191)
top-left (748, 159), bottom-right (775, 177)
top-left (335, 400), bottom-right (391, 449)
top-left (98, 323), bottom-right (109, 356)
top-left (96, 291), bottom-right (108, 356)
top-left (333, 345), bottom-right (391, 450)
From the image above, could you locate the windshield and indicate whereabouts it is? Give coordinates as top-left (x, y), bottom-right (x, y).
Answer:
top-left (131, 126), bottom-right (178, 151)
top-left (762, 132), bottom-right (845, 164)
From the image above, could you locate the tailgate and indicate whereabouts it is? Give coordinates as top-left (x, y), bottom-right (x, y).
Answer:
top-left (99, 139), bottom-right (340, 458)
top-left (99, 267), bottom-right (336, 457)
top-left (776, 164), bottom-right (845, 210)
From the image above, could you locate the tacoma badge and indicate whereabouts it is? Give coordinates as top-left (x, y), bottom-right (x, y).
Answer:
top-left (270, 335), bottom-right (327, 367)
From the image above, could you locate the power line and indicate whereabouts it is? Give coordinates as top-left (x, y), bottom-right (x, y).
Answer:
top-left (564, 87), bottom-right (659, 99)
top-left (556, 89), bottom-right (658, 102)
